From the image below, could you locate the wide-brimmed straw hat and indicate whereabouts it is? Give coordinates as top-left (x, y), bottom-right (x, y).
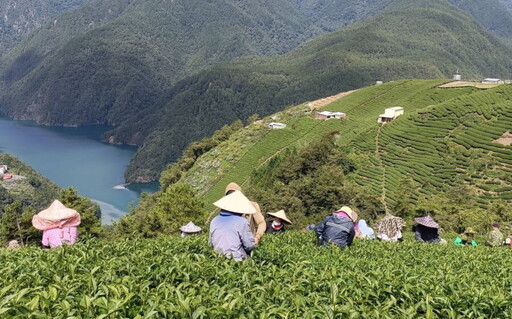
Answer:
top-left (414, 215), bottom-right (440, 229)
top-left (338, 206), bottom-right (358, 222)
top-left (214, 190), bottom-right (257, 215)
top-left (32, 200), bottom-right (81, 230)
top-left (180, 221), bottom-right (202, 233)
top-left (225, 182), bottom-right (242, 195)
top-left (464, 227), bottom-right (475, 234)
top-left (268, 210), bottom-right (292, 224)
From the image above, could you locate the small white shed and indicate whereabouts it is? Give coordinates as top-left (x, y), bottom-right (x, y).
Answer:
top-left (0, 165), bottom-right (7, 174)
top-left (482, 78), bottom-right (501, 84)
top-left (378, 106), bottom-right (404, 123)
top-left (315, 111), bottom-right (346, 120)
top-left (267, 122), bottom-right (287, 129)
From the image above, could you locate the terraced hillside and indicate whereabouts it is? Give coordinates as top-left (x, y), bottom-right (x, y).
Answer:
top-left (163, 80), bottom-right (511, 216)
top-left (351, 84), bottom-right (512, 209)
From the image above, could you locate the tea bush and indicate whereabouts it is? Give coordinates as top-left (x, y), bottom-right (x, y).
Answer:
top-left (1, 232), bottom-right (511, 318)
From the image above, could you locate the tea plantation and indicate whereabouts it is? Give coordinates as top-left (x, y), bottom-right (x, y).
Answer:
top-left (1, 232), bottom-right (510, 318)
top-left (352, 83), bottom-right (512, 209)
top-left (176, 79), bottom-right (511, 211)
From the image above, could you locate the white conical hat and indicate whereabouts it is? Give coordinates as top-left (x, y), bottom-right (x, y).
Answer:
top-left (36, 200), bottom-right (79, 221)
top-left (268, 210), bottom-right (292, 224)
top-left (213, 190), bottom-right (257, 215)
top-left (180, 222), bottom-right (202, 233)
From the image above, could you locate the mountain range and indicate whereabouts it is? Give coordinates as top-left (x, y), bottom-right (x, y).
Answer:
top-left (0, 0), bottom-right (511, 182)
top-left (0, 0), bottom-right (91, 57)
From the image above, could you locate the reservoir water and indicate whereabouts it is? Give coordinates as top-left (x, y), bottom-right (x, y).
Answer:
top-left (0, 117), bottom-right (159, 224)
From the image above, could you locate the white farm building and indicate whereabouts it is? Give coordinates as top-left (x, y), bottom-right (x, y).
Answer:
top-left (482, 78), bottom-right (502, 84)
top-left (267, 122), bottom-right (287, 129)
top-left (315, 111), bottom-right (346, 120)
top-left (378, 106), bottom-right (404, 123)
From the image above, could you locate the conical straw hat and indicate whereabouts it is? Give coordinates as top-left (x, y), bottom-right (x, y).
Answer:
top-left (214, 190), bottom-right (257, 215)
top-left (414, 215), bottom-right (440, 229)
top-left (36, 200), bottom-right (79, 221)
top-left (180, 221), bottom-right (202, 233)
top-left (225, 182), bottom-right (242, 194)
top-left (32, 200), bottom-right (81, 230)
top-left (268, 210), bottom-right (292, 224)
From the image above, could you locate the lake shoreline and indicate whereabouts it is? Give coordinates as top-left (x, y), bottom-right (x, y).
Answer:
top-left (0, 117), bottom-right (159, 224)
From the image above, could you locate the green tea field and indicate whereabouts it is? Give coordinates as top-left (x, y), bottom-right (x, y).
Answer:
top-left (175, 79), bottom-right (511, 211)
top-left (1, 233), bottom-right (510, 318)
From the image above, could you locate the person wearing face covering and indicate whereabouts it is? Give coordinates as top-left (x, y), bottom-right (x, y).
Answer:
top-left (224, 182), bottom-right (266, 244)
top-left (357, 219), bottom-right (375, 240)
top-left (265, 210), bottom-right (292, 234)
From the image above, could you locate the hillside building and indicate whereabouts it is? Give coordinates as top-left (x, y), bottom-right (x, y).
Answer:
top-left (453, 73), bottom-right (462, 81)
top-left (267, 122), bottom-right (286, 129)
top-left (315, 111), bottom-right (346, 120)
top-left (482, 78), bottom-right (502, 84)
top-left (378, 106), bottom-right (404, 123)
top-left (376, 81), bottom-right (383, 85)
top-left (0, 165), bottom-right (7, 174)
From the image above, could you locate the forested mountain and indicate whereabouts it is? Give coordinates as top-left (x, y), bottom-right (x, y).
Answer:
top-left (0, 0), bottom-right (397, 122)
top-left (0, 0), bottom-right (92, 57)
top-left (447, 0), bottom-right (512, 47)
top-left (1, 0), bottom-right (511, 182)
top-left (122, 0), bottom-right (512, 182)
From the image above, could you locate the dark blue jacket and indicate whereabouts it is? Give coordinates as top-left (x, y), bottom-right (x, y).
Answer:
top-left (316, 214), bottom-right (355, 248)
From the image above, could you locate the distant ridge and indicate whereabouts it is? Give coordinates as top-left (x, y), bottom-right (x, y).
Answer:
top-left (1, 0), bottom-right (511, 183)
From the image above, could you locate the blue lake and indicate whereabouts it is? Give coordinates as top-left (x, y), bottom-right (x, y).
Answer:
top-left (0, 117), bottom-right (159, 224)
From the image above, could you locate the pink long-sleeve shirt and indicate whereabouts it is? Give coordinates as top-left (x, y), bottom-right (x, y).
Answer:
top-left (42, 227), bottom-right (78, 248)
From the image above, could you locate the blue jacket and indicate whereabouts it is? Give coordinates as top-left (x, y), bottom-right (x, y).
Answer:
top-left (316, 214), bottom-right (355, 248)
top-left (209, 210), bottom-right (255, 261)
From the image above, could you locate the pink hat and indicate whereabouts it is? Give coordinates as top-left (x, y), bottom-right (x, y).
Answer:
top-left (414, 215), bottom-right (439, 229)
top-left (32, 200), bottom-right (81, 230)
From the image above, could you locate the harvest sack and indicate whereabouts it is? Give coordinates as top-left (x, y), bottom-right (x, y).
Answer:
top-left (32, 200), bottom-right (81, 231)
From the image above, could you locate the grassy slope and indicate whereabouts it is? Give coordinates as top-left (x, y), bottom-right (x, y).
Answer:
top-left (177, 80), bottom-right (479, 206)
top-left (1, 232), bottom-right (510, 317)
top-left (0, 154), bottom-right (59, 212)
top-left (175, 80), bottom-right (511, 212)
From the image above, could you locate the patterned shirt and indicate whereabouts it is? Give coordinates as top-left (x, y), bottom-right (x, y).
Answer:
top-left (42, 227), bottom-right (78, 248)
top-left (485, 229), bottom-right (504, 247)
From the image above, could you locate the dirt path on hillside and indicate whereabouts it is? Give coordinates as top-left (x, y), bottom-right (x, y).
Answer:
top-left (308, 90), bottom-right (357, 109)
top-left (438, 81), bottom-right (502, 89)
top-left (375, 125), bottom-right (389, 213)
